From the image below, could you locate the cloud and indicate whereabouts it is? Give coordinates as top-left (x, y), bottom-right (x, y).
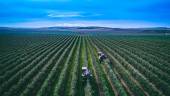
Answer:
top-left (47, 10), bottom-right (102, 18)
top-left (47, 11), bottom-right (83, 18)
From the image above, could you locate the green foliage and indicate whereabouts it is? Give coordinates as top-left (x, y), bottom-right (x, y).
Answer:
top-left (0, 34), bottom-right (170, 96)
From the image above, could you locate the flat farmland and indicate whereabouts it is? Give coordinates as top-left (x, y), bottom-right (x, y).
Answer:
top-left (0, 34), bottom-right (170, 96)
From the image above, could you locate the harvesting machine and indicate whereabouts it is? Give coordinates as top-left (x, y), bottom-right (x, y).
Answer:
top-left (98, 51), bottom-right (107, 63)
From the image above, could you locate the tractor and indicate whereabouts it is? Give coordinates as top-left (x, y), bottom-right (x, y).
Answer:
top-left (82, 67), bottom-right (92, 77)
top-left (98, 52), bottom-right (107, 63)
top-left (81, 67), bottom-right (92, 91)
top-left (82, 67), bottom-right (92, 81)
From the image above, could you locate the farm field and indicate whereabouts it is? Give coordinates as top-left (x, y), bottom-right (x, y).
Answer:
top-left (0, 34), bottom-right (170, 96)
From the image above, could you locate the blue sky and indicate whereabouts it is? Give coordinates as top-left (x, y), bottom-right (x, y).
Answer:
top-left (0, 0), bottom-right (170, 28)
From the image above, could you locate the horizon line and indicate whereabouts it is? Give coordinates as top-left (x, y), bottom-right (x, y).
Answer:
top-left (0, 26), bottom-right (169, 29)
